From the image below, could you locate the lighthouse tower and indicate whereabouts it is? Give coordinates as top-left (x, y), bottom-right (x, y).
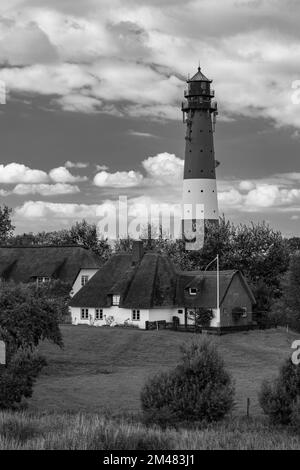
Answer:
top-left (181, 66), bottom-right (219, 250)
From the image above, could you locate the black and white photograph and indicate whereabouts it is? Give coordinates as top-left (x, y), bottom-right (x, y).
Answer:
top-left (1, 0), bottom-right (300, 456)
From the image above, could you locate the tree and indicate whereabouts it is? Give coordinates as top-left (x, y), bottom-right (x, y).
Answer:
top-left (141, 340), bottom-right (234, 427)
top-left (0, 205), bottom-right (14, 242)
top-left (271, 252), bottom-right (300, 331)
top-left (0, 282), bottom-right (63, 409)
top-left (0, 282), bottom-right (63, 351)
top-left (12, 220), bottom-right (112, 263)
top-left (259, 357), bottom-right (300, 425)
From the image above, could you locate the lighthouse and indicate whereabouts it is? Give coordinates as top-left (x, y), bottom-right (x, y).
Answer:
top-left (181, 66), bottom-right (219, 250)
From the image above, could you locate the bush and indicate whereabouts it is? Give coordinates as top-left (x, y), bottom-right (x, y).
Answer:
top-left (259, 358), bottom-right (300, 425)
top-left (0, 350), bottom-right (46, 409)
top-left (141, 340), bottom-right (235, 427)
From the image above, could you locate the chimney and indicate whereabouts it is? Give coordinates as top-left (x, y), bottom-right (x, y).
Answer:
top-left (132, 240), bottom-right (144, 264)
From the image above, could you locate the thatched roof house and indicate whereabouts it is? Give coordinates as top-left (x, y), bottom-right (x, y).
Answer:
top-left (0, 244), bottom-right (101, 285)
top-left (69, 241), bottom-right (255, 331)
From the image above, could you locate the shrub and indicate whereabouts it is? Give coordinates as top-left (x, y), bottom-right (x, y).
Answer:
top-left (0, 350), bottom-right (46, 409)
top-left (141, 340), bottom-right (235, 427)
top-left (259, 358), bottom-right (300, 425)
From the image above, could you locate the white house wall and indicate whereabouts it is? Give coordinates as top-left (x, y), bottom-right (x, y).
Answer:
top-left (70, 268), bottom-right (99, 297)
top-left (70, 306), bottom-right (150, 329)
top-left (149, 308), bottom-right (185, 325)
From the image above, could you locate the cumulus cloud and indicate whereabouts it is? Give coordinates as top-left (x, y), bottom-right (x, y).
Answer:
top-left (0, 163), bottom-right (87, 185)
top-left (49, 166), bottom-right (87, 183)
top-left (15, 201), bottom-right (99, 219)
top-left (12, 183), bottom-right (80, 196)
top-left (142, 152), bottom-right (184, 183)
top-left (94, 170), bottom-right (143, 188)
top-left (93, 152), bottom-right (183, 189)
top-left (0, 163), bottom-right (49, 184)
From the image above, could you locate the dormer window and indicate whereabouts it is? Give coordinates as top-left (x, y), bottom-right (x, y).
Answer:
top-left (189, 288), bottom-right (197, 296)
top-left (81, 275), bottom-right (89, 286)
top-left (112, 295), bottom-right (120, 306)
top-left (37, 277), bottom-right (50, 287)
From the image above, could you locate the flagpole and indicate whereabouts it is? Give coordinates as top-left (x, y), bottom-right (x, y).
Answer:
top-left (217, 254), bottom-right (219, 312)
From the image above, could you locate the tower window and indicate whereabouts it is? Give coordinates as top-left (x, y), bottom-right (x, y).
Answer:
top-left (188, 190), bottom-right (191, 193)
top-left (200, 149), bottom-right (203, 152)
top-left (201, 190), bottom-right (203, 193)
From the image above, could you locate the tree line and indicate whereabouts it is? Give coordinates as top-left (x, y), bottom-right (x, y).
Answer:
top-left (1, 204), bottom-right (300, 328)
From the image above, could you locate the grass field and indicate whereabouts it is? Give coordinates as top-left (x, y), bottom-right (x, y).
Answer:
top-left (2, 411), bottom-right (300, 450)
top-left (29, 325), bottom-right (299, 417)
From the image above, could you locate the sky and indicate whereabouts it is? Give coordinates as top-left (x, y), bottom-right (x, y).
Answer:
top-left (0, 0), bottom-right (300, 236)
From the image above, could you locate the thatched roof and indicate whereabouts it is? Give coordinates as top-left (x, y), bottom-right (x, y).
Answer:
top-left (176, 270), bottom-right (255, 308)
top-left (0, 245), bottom-right (101, 284)
top-left (70, 249), bottom-right (255, 309)
top-left (70, 252), bottom-right (178, 309)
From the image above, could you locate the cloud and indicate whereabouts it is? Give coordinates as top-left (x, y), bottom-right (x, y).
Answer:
top-left (93, 170), bottom-right (143, 188)
top-left (142, 152), bottom-right (184, 183)
top-left (0, 18), bottom-right (58, 66)
top-left (0, 189), bottom-right (9, 196)
top-left (65, 161), bottom-right (89, 169)
top-left (49, 166), bottom-right (87, 183)
top-left (96, 164), bottom-right (109, 171)
top-left (128, 130), bottom-right (158, 138)
top-left (12, 183), bottom-right (80, 196)
top-left (0, 1), bottom-right (299, 126)
top-left (0, 163), bottom-right (88, 186)
top-left (0, 163), bottom-right (49, 184)
top-left (15, 201), bottom-right (99, 219)
top-left (93, 152), bottom-right (183, 189)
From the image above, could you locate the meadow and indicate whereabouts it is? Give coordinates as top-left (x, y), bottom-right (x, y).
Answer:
top-left (30, 325), bottom-right (297, 416)
top-left (2, 325), bottom-right (299, 450)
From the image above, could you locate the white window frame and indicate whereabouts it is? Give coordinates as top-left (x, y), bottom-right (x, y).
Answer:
top-left (189, 288), bottom-right (197, 296)
top-left (81, 275), bottom-right (89, 287)
top-left (95, 308), bottom-right (103, 320)
top-left (241, 307), bottom-right (247, 318)
top-left (132, 309), bottom-right (140, 321)
top-left (112, 295), bottom-right (120, 306)
top-left (37, 276), bottom-right (50, 287)
top-left (81, 308), bottom-right (89, 320)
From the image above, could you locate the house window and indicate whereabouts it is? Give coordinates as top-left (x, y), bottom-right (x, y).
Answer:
top-left (81, 308), bottom-right (89, 320)
top-left (242, 307), bottom-right (247, 318)
top-left (112, 295), bottom-right (120, 306)
top-left (95, 308), bottom-right (103, 320)
top-left (178, 309), bottom-right (183, 314)
top-left (81, 275), bottom-right (89, 286)
top-left (189, 288), bottom-right (197, 296)
top-left (37, 277), bottom-right (50, 287)
top-left (132, 309), bottom-right (140, 321)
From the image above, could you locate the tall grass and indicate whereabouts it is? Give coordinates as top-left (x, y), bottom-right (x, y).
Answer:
top-left (0, 410), bottom-right (300, 450)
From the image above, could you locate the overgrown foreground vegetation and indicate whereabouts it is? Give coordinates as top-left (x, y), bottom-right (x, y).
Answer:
top-left (1, 411), bottom-right (300, 450)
